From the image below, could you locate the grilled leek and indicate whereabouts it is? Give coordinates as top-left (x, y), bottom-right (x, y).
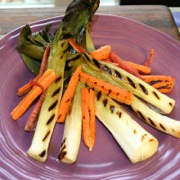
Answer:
top-left (94, 91), bottom-right (159, 163)
top-left (82, 60), bottom-right (175, 114)
top-left (27, 0), bottom-right (100, 162)
top-left (58, 82), bottom-right (85, 163)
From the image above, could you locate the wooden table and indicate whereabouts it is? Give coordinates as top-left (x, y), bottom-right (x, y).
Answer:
top-left (0, 5), bottom-right (179, 40)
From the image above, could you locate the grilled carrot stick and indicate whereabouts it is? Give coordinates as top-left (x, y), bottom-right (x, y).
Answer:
top-left (143, 49), bottom-right (154, 67)
top-left (57, 66), bottom-right (81, 123)
top-left (124, 61), bottom-right (151, 75)
top-left (142, 75), bottom-right (175, 94)
top-left (80, 70), bottom-right (133, 105)
top-left (11, 69), bottom-right (57, 120)
top-left (109, 52), bottom-right (142, 79)
top-left (68, 38), bottom-right (87, 53)
top-left (91, 45), bottom-right (111, 60)
top-left (82, 88), bottom-right (96, 151)
top-left (24, 81), bottom-right (45, 131)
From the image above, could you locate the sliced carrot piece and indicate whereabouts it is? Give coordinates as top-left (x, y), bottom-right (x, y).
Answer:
top-left (142, 75), bottom-right (175, 94)
top-left (91, 45), bottom-right (111, 60)
top-left (17, 76), bottom-right (39, 96)
top-left (109, 52), bottom-right (142, 79)
top-left (80, 71), bottom-right (133, 105)
top-left (57, 66), bottom-right (82, 123)
top-left (88, 88), bottom-right (96, 151)
top-left (24, 81), bottom-right (45, 131)
top-left (124, 61), bottom-right (151, 75)
top-left (68, 38), bottom-right (87, 53)
top-left (11, 69), bottom-right (57, 120)
top-left (143, 49), bottom-right (154, 67)
top-left (82, 88), bottom-right (96, 151)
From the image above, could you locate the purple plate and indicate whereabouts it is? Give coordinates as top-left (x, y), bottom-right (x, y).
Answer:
top-left (0, 15), bottom-right (180, 180)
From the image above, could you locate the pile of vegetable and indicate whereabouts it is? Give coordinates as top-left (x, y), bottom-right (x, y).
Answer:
top-left (10, 0), bottom-right (180, 164)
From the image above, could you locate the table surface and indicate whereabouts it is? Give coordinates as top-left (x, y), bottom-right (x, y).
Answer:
top-left (0, 5), bottom-right (179, 40)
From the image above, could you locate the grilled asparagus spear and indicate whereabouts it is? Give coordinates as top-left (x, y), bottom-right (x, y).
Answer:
top-left (27, 0), bottom-right (100, 162)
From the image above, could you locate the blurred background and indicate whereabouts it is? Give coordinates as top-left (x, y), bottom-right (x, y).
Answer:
top-left (0, 0), bottom-right (119, 7)
top-left (0, 0), bottom-right (180, 7)
top-left (0, 0), bottom-right (179, 32)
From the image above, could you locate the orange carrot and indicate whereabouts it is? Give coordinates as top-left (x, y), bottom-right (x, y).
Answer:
top-left (91, 45), bottom-right (111, 60)
top-left (17, 76), bottom-right (39, 96)
top-left (11, 69), bottom-right (57, 120)
top-left (68, 38), bottom-right (87, 53)
top-left (142, 75), bottom-right (175, 94)
top-left (17, 44), bottom-right (51, 96)
top-left (82, 88), bottom-right (96, 151)
top-left (124, 61), bottom-right (151, 75)
top-left (143, 49), bottom-right (154, 67)
top-left (109, 52), bottom-right (142, 79)
top-left (24, 81), bottom-right (45, 131)
top-left (57, 66), bottom-right (82, 123)
top-left (80, 71), bottom-right (133, 105)
top-left (88, 88), bottom-right (96, 151)
top-left (38, 44), bottom-right (51, 76)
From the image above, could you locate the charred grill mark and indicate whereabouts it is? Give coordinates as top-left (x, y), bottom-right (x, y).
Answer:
top-left (48, 100), bottom-right (58, 111)
top-left (139, 84), bottom-right (148, 95)
top-left (46, 114), bottom-right (55, 125)
top-left (60, 55), bottom-right (64, 59)
top-left (115, 70), bottom-right (122, 80)
top-left (108, 89), bottom-right (112, 95)
top-left (116, 111), bottom-right (122, 118)
top-left (60, 138), bottom-right (66, 147)
top-left (157, 85), bottom-right (171, 90)
top-left (160, 123), bottom-right (166, 131)
top-left (103, 99), bottom-right (108, 107)
top-left (127, 77), bottom-right (136, 88)
top-left (61, 41), bottom-right (65, 48)
top-left (148, 118), bottom-right (156, 127)
top-left (153, 91), bottom-right (160, 99)
top-left (58, 139), bottom-right (67, 160)
top-left (149, 80), bottom-right (162, 85)
top-left (169, 102), bottom-right (173, 107)
top-left (101, 65), bottom-right (112, 75)
top-left (96, 91), bottom-right (102, 101)
top-left (52, 87), bottom-right (61, 97)
top-left (69, 54), bottom-right (81, 61)
top-left (149, 139), bottom-right (155, 142)
top-left (127, 105), bottom-right (135, 113)
top-left (93, 59), bottom-right (101, 69)
top-left (58, 149), bottom-right (67, 160)
top-left (42, 131), bottom-right (50, 141)
top-left (83, 53), bottom-right (91, 62)
top-left (141, 134), bottom-right (147, 142)
top-left (93, 81), bottom-right (97, 85)
top-left (39, 150), bottom-right (46, 158)
top-left (137, 111), bottom-right (146, 122)
top-left (55, 76), bottom-right (62, 83)
top-left (110, 105), bottom-right (115, 113)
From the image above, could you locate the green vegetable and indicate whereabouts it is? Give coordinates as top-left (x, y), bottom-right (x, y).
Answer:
top-left (27, 0), bottom-right (100, 162)
top-left (81, 57), bottom-right (175, 114)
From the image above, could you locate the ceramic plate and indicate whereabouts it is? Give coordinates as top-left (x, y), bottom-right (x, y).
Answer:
top-left (0, 15), bottom-right (180, 180)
